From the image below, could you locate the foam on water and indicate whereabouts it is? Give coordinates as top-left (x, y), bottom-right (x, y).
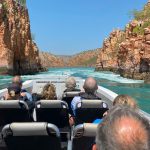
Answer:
top-left (0, 68), bottom-right (144, 84)
top-left (26, 68), bottom-right (143, 84)
top-left (88, 71), bottom-right (144, 84)
top-left (0, 67), bottom-right (149, 113)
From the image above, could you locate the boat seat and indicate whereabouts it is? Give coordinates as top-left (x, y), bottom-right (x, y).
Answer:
top-left (35, 100), bottom-right (70, 130)
top-left (0, 100), bottom-right (32, 128)
top-left (75, 100), bottom-right (108, 125)
top-left (1, 122), bottom-right (61, 150)
top-left (72, 123), bottom-right (97, 150)
top-left (62, 91), bottom-right (81, 115)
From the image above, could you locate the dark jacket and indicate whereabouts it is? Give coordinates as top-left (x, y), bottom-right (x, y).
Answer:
top-left (79, 92), bottom-right (101, 100)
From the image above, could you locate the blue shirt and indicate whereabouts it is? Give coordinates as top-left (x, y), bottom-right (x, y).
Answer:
top-left (21, 89), bottom-right (32, 101)
top-left (71, 96), bottom-right (81, 115)
top-left (93, 119), bottom-right (103, 124)
top-left (25, 92), bottom-right (32, 101)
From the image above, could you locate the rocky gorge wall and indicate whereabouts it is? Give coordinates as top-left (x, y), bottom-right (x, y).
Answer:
top-left (39, 51), bottom-right (65, 67)
top-left (0, 0), bottom-right (43, 75)
top-left (96, 2), bottom-right (150, 82)
top-left (39, 49), bottom-right (100, 68)
top-left (67, 49), bottom-right (100, 67)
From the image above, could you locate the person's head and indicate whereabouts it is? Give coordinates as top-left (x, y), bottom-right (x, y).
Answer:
top-left (65, 77), bottom-right (76, 91)
top-left (7, 83), bottom-right (21, 100)
top-left (12, 75), bottom-right (23, 88)
top-left (95, 105), bottom-right (150, 150)
top-left (42, 83), bottom-right (57, 100)
top-left (83, 77), bottom-right (98, 94)
top-left (113, 94), bottom-right (138, 110)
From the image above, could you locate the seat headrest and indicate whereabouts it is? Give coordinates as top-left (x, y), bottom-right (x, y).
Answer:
top-left (36, 100), bottom-right (68, 108)
top-left (73, 123), bottom-right (98, 138)
top-left (0, 100), bottom-right (28, 109)
top-left (76, 100), bottom-right (108, 109)
top-left (63, 91), bottom-right (80, 97)
top-left (2, 122), bottom-right (60, 137)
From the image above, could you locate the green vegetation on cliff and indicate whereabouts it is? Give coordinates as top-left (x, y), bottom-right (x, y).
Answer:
top-left (133, 21), bottom-right (150, 35)
top-left (132, 5), bottom-right (150, 21)
top-left (82, 56), bottom-right (98, 66)
top-left (16, 0), bottom-right (26, 7)
top-left (132, 4), bottom-right (150, 35)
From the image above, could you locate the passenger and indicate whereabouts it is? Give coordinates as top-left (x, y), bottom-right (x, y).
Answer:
top-left (71, 77), bottom-right (106, 115)
top-left (64, 77), bottom-right (80, 92)
top-left (41, 83), bottom-right (57, 100)
top-left (93, 94), bottom-right (138, 124)
top-left (5, 83), bottom-right (21, 100)
top-left (4, 83), bottom-right (34, 114)
top-left (113, 94), bottom-right (138, 110)
top-left (12, 75), bottom-right (32, 101)
top-left (93, 105), bottom-right (150, 150)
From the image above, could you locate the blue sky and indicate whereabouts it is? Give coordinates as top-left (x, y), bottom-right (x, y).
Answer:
top-left (27, 0), bottom-right (147, 55)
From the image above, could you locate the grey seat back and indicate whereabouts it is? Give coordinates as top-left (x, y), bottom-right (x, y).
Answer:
top-left (2, 122), bottom-right (61, 150)
top-left (72, 123), bottom-right (98, 150)
top-left (62, 91), bottom-right (81, 115)
top-left (63, 91), bottom-right (81, 98)
top-left (0, 100), bottom-right (31, 127)
top-left (75, 100), bottom-right (108, 125)
top-left (35, 100), bottom-right (70, 129)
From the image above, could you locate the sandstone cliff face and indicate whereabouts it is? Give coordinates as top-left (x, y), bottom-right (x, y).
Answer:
top-left (68, 49), bottom-right (100, 67)
top-left (39, 52), bottom-right (65, 67)
top-left (0, 0), bottom-right (42, 75)
top-left (96, 2), bottom-right (150, 82)
top-left (39, 49), bottom-right (100, 68)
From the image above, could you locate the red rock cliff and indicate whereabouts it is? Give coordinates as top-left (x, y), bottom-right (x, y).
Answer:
top-left (96, 2), bottom-right (150, 82)
top-left (67, 49), bottom-right (100, 67)
top-left (39, 51), bottom-right (65, 67)
top-left (0, 0), bottom-right (43, 75)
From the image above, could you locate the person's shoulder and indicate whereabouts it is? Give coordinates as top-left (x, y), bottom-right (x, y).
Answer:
top-left (93, 119), bottom-right (103, 124)
top-left (64, 89), bottom-right (81, 92)
top-left (73, 96), bottom-right (81, 100)
top-left (72, 96), bottom-right (81, 103)
top-left (25, 92), bottom-right (32, 96)
top-left (21, 89), bottom-right (27, 93)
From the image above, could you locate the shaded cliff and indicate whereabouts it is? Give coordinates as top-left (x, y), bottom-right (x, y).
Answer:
top-left (0, 0), bottom-right (43, 75)
top-left (39, 51), bottom-right (65, 67)
top-left (67, 49), bottom-right (100, 67)
top-left (96, 2), bottom-right (150, 82)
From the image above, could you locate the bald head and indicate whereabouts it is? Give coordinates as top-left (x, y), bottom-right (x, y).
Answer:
top-left (115, 116), bottom-right (148, 149)
top-left (83, 77), bottom-right (98, 94)
top-left (96, 105), bottom-right (150, 150)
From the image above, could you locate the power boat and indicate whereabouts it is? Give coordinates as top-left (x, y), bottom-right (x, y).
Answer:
top-left (0, 76), bottom-right (149, 150)
top-left (0, 76), bottom-right (149, 120)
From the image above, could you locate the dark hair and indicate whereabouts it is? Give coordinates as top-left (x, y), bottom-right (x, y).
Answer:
top-left (96, 105), bottom-right (150, 150)
top-left (7, 83), bottom-right (21, 100)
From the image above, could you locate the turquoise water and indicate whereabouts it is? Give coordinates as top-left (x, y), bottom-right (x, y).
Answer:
top-left (0, 67), bottom-right (150, 114)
